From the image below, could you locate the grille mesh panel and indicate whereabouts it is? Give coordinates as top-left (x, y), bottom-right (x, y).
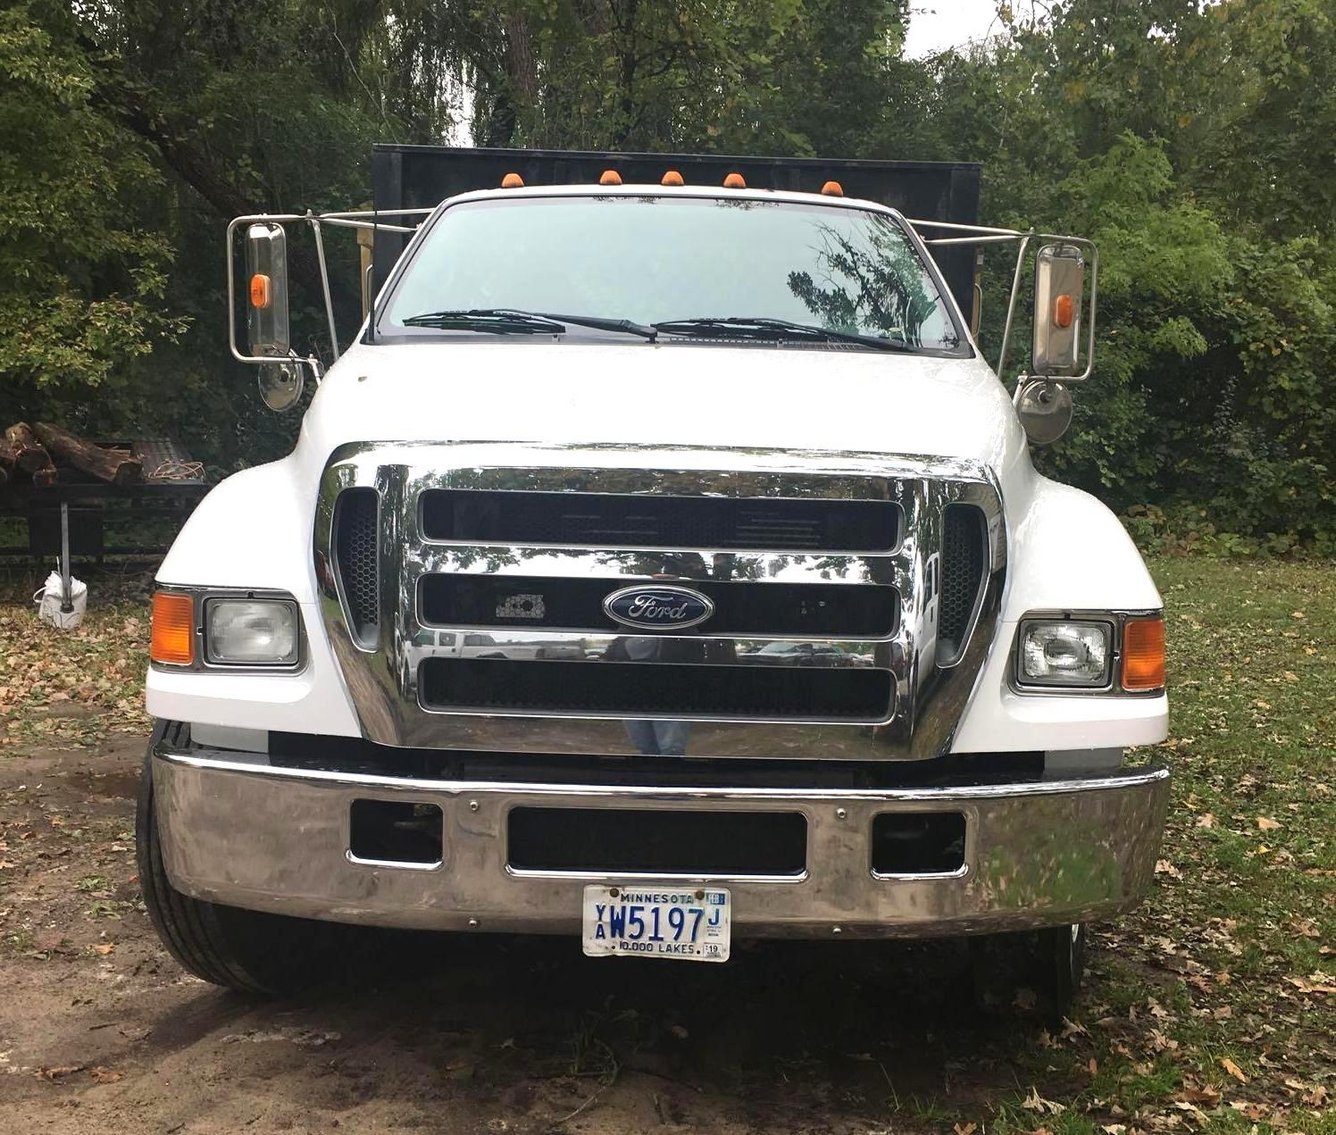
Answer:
top-left (334, 487), bottom-right (379, 643)
top-left (419, 575), bottom-right (897, 637)
top-left (419, 658), bottom-right (894, 721)
top-left (939, 504), bottom-right (985, 663)
top-left (420, 489), bottom-right (899, 552)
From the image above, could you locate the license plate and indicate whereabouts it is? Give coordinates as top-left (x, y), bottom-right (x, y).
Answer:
top-left (582, 885), bottom-right (730, 962)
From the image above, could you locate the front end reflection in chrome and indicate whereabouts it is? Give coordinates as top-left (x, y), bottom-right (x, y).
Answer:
top-left (314, 442), bottom-right (1006, 759)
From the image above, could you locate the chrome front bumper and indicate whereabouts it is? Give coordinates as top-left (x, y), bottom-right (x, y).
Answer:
top-left (151, 743), bottom-right (1169, 938)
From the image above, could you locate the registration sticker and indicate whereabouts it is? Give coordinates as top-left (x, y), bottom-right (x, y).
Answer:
top-left (581, 885), bottom-right (730, 962)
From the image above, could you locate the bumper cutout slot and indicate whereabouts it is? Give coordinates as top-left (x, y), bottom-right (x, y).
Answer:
top-left (871, 811), bottom-right (966, 875)
top-left (349, 799), bottom-right (443, 866)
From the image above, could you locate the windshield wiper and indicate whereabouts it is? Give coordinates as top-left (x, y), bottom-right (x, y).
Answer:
top-left (400, 309), bottom-right (567, 334)
top-left (652, 316), bottom-right (912, 352)
top-left (398, 308), bottom-right (657, 339)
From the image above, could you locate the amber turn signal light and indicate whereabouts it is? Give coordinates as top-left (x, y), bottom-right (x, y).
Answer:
top-left (500, 172), bottom-right (524, 188)
top-left (599, 169), bottom-right (622, 185)
top-left (723, 172), bottom-right (747, 188)
top-left (1121, 616), bottom-right (1165, 691)
top-left (151, 592), bottom-right (195, 666)
top-left (249, 273), bottom-right (271, 309)
top-left (1053, 293), bottom-right (1074, 329)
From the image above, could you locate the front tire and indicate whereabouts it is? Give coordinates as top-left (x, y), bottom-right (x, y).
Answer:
top-left (136, 753), bottom-right (343, 996)
top-left (969, 924), bottom-right (1087, 1023)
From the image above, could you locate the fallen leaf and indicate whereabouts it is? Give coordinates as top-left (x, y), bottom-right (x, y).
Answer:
top-left (1196, 813), bottom-right (1216, 828)
top-left (1257, 816), bottom-right (1281, 832)
top-left (1155, 859), bottom-right (1184, 878)
top-left (36, 1064), bottom-right (86, 1082)
top-left (1020, 1086), bottom-right (1066, 1115)
top-left (92, 943), bottom-right (114, 956)
top-left (90, 1066), bottom-right (122, 1083)
top-left (1220, 1057), bottom-right (1248, 1083)
top-left (953, 1124), bottom-right (977, 1135)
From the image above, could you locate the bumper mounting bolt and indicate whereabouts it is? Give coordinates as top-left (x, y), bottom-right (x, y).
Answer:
top-left (468, 800), bottom-right (479, 812)
top-left (467, 918), bottom-right (479, 928)
top-left (836, 807), bottom-right (848, 820)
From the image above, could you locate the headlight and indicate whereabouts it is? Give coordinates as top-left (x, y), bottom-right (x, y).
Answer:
top-left (1016, 619), bottom-right (1112, 688)
top-left (205, 598), bottom-right (300, 666)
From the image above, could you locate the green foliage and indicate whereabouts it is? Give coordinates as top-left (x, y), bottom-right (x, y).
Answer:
top-left (0, 0), bottom-right (1330, 545)
top-left (0, 5), bottom-right (185, 405)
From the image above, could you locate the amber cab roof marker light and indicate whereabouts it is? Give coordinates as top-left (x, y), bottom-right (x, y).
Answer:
top-left (599, 169), bottom-right (623, 185)
top-left (820, 180), bottom-right (845, 197)
top-left (151, 591), bottom-right (195, 666)
top-left (661, 170), bottom-right (685, 186)
top-left (723, 172), bottom-right (747, 188)
top-left (500, 172), bottom-right (525, 188)
top-left (1121, 616), bottom-right (1166, 692)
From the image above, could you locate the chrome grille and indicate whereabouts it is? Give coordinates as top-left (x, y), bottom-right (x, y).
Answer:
top-left (315, 443), bottom-right (1006, 760)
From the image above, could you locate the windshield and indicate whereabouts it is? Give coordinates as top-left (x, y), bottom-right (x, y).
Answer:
top-left (379, 196), bottom-right (964, 352)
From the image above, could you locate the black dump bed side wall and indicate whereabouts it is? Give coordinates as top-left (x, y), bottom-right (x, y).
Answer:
top-left (371, 145), bottom-right (982, 317)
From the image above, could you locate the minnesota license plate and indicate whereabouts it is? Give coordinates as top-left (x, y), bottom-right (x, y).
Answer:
top-left (581, 885), bottom-right (730, 962)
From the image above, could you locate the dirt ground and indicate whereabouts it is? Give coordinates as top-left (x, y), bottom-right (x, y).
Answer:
top-left (2, 733), bottom-right (1112, 1135)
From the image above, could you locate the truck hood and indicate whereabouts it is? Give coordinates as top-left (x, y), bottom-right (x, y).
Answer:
top-left (303, 341), bottom-right (1028, 474)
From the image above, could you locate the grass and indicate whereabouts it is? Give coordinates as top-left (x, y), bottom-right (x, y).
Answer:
top-left (0, 554), bottom-right (1331, 1133)
top-left (986, 556), bottom-right (1335, 1134)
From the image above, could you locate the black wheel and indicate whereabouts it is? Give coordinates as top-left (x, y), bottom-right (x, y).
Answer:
top-left (136, 752), bottom-right (345, 996)
top-left (968, 923), bottom-right (1086, 1023)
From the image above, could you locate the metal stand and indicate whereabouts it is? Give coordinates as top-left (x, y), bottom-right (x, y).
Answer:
top-left (59, 501), bottom-right (73, 613)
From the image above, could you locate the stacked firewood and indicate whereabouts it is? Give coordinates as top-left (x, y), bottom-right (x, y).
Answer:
top-left (0, 422), bottom-right (142, 488)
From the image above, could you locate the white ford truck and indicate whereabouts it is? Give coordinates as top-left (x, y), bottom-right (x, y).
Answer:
top-left (137, 148), bottom-right (1168, 1014)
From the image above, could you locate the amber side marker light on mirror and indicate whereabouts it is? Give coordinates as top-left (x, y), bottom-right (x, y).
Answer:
top-left (151, 592), bottom-right (195, 666)
top-left (500, 172), bottom-right (524, 188)
top-left (1054, 293), bottom-right (1075, 329)
top-left (1121, 616), bottom-right (1166, 691)
top-left (249, 273), bottom-right (271, 309)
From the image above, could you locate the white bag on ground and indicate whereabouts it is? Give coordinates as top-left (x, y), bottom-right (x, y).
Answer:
top-left (34, 570), bottom-right (87, 630)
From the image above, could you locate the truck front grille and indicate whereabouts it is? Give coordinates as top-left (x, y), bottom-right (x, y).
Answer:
top-left (420, 489), bottom-right (899, 552)
top-left (419, 575), bottom-right (897, 638)
top-left (418, 658), bottom-right (894, 722)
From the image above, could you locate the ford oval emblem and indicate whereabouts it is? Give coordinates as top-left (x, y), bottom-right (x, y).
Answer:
top-left (603, 584), bottom-right (715, 631)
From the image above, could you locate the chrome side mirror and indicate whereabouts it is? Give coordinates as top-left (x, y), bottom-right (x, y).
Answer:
top-left (1032, 243), bottom-right (1084, 375)
top-left (245, 223), bottom-right (291, 358)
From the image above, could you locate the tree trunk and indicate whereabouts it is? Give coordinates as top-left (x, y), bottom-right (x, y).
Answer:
top-left (33, 422), bottom-right (143, 486)
top-left (4, 422), bottom-right (53, 474)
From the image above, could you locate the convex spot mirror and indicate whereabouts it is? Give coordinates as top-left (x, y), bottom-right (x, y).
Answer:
top-left (245, 222), bottom-right (291, 358)
top-left (1017, 379), bottom-right (1073, 446)
top-left (257, 360), bottom-right (304, 412)
top-left (1033, 243), bottom-right (1084, 375)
